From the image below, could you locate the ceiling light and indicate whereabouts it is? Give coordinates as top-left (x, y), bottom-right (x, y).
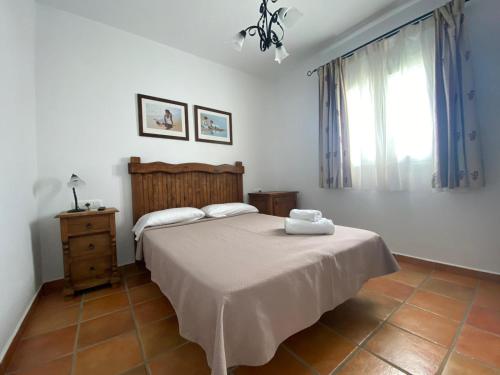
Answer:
top-left (277, 7), bottom-right (303, 28)
top-left (233, 0), bottom-right (302, 63)
top-left (232, 30), bottom-right (247, 52)
top-left (274, 42), bottom-right (289, 64)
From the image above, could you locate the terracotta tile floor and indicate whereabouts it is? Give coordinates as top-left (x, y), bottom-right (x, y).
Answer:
top-left (5, 261), bottom-right (500, 375)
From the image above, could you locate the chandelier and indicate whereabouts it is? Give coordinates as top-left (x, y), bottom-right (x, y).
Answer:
top-left (232, 0), bottom-right (302, 64)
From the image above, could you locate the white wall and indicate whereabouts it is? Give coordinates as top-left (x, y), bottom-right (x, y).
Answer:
top-left (262, 0), bottom-right (500, 274)
top-left (0, 0), bottom-right (40, 360)
top-left (35, 5), bottom-right (273, 281)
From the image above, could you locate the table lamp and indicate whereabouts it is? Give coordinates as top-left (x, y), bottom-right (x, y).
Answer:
top-left (67, 174), bottom-right (86, 213)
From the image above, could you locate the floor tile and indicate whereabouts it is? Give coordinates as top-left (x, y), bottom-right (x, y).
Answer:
top-left (7, 355), bottom-right (72, 375)
top-left (81, 292), bottom-right (129, 320)
top-left (407, 290), bottom-right (468, 321)
top-left (34, 291), bottom-right (81, 313)
top-left (442, 352), bottom-right (499, 375)
top-left (134, 296), bottom-right (175, 326)
top-left (467, 305), bottom-right (500, 335)
top-left (389, 304), bottom-right (459, 347)
top-left (235, 347), bottom-right (312, 375)
top-left (74, 332), bottom-right (142, 375)
top-left (120, 365), bottom-right (148, 375)
top-left (362, 277), bottom-right (414, 302)
top-left (366, 324), bottom-right (447, 375)
top-left (337, 349), bottom-right (404, 375)
top-left (344, 290), bottom-right (401, 320)
top-left (129, 283), bottom-right (163, 305)
top-left (78, 309), bottom-right (135, 348)
top-left (127, 272), bottom-right (151, 289)
top-left (140, 316), bottom-right (186, 359)
top-left (7, 325), bottom-right (76, 372)
top-left (431, 270), bottom-right (479, 288)
top-left (421, 278), bottom-right (475, 302)
top-left (475, 281), bottom-right (500, 311)
top-left (149, 342), bottom-right (210, 375)
top-left (321, 303), bottom-right (381, 344)
top-left (82, 283), bottom-right (125, 301)
top-left (455, 325), bottom-right (500, 368)
top-left (22, 305), bottom-right (79, 338)
top-left (284, 323), bottom-right (355, 375)
top-left (385, 269), bottom-right (427, 287)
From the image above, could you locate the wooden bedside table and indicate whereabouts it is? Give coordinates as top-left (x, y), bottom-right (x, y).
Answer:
top-left (248, 191), bottom-right (298, 217)
top-left (56, 208), bottom-right (120, 296)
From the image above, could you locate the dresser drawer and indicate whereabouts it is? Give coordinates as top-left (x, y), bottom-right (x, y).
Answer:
top-left (69, 233), bottom-right (111, 258)
top-left (71, 255), bottom-right (112, 283)
top-left (67, 215), bottom-right (110, 235)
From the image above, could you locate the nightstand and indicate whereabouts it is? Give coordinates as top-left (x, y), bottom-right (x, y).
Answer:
top-left (56, 208), bottom-right (120, 296)
top-left (248, 191), bottom-right (298, 217)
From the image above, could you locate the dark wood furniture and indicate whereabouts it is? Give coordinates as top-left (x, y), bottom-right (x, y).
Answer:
top-left (128, 156), bottom-right (244, 224)
top-left (56, 208), bottom-right (120, 296)
top-left (248, 191), bottom-right (298, 217)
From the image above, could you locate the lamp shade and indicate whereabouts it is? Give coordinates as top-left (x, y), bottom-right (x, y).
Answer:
top-left (67, 174), bottom-right (85, 188)
top-left (277, 7), bottom-right (303, 28)
top-left (274, 43), bottom-right (289, 64)
top-left (232, 30), bottom-right (247, 52)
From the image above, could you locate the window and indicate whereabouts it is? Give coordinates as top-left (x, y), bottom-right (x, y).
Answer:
top-left (343, 17), bottom-right (435, 190)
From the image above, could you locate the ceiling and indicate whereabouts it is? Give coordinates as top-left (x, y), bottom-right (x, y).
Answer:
top-left (37, 0), bottom-right (414, 79)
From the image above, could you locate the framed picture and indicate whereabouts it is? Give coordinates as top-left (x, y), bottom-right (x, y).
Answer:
top-left (137, 94), bottom-right (189, 141)
top-left (194, 105), bottom-right (233, 145)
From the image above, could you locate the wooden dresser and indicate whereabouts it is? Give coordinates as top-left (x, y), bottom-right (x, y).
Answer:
top-left (248, 191), bottom-right (298, 217)
top-left (56, 208), bottom-right (120, 296)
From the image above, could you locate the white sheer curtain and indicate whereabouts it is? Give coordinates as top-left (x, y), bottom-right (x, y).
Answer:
top-left (343, 17), bottom-right (435, 190)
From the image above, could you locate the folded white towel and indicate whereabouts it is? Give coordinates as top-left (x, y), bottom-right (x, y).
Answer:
top-left (285, 217), bottom-right (335, 235)
top-left (289, 209), bottom-right (323, 222)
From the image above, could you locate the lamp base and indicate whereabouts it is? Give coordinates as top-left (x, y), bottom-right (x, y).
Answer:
top-left (67, 208), bottom-right (86, 213)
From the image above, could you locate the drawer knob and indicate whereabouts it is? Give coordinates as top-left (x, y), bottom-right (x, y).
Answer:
top-left (89, 266), bottom-right (96, 271)
top-left (86, 223), bottom-right (93, 229)
top-left (88, 243), bottom-right (95, 250)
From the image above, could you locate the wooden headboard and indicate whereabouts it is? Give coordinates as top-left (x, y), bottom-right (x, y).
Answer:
top-left (128, 157), bottom-right (244, 223)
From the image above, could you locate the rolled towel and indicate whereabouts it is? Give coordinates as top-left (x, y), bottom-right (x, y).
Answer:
top-left (285, 217), bottom-right (335, 235)
top-left (289, 209), bottom-right (322, 222)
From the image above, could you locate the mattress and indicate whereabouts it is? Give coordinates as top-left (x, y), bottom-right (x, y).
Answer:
top-left (140, 213), bottom-right (399, 375)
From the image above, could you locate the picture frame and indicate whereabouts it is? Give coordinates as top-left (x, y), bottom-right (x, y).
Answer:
top-left (194, 105), bottom-right (233, 145)
top-left (137, 94), bottom-right (189, 141)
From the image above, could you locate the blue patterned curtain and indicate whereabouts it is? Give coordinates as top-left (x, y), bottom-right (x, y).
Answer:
top-left (433, 0), bottom-right (484, 189)
top-left (318, 59), bottom-right (352, 189)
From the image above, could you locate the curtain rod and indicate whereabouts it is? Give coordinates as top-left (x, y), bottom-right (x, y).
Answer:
top-left (306, 0), bottom-right (470, 77)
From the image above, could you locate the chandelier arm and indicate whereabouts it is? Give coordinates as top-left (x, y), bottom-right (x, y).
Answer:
top-left (239, 0), bottom-right (293, 55)
top-left (245, 25), bottom-right (269, 52)
top-left (271, 20), bottom-right (285, 45)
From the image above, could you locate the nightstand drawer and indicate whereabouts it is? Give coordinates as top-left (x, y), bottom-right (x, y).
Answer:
top-left (71, 255), bottom-right (112, 282)
top-left (248, 191), bottom-right (298, 216)
top-left (249, 196), bottom-right (270, 214)
top-left (69, 233), bottom-right (111, 258)
top-left (272, 196), bottom-right (296, 217)
top-left (67, 215), bottom-right (110, 235)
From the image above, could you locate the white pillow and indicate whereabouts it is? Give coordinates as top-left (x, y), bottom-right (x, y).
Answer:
top-left (132, 207), bottom-right (205, 240)
top-left (201, 203), bottom-right (258, 218)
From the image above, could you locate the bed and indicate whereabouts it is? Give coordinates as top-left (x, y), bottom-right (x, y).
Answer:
top-left (128, 156), bottom-right (399, 375)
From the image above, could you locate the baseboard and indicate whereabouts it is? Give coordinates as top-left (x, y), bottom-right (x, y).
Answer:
top-left (0, 285), bottom-right (42, 375)
top-left (393, 253), bottom-right (500, 283)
